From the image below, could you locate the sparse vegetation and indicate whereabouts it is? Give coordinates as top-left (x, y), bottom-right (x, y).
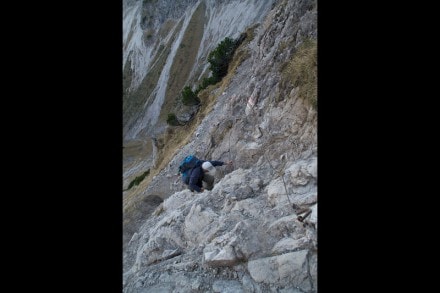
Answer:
top-left (158, 3), bottom-right (205, 126)
top-left (207, 37), bottom-right (240, 83)
top-left (281, 38), bottom-right (317, 108)
top-left (123, 25), bottom-right (178, 128)
top-left (127, 169), bottom-right (150, 190)
top-left (187, 35), bottom-right (245, 100)
top-left (181, 86), bottom-right (200, 106)
top-left (195, 76), bottom-right (216, 95)
top-left (174, 34), bottom-right (245, 121)
top-left (217, 35), bottom-right (251, 95)
top-left (166, 113), bottom-right (180, 126)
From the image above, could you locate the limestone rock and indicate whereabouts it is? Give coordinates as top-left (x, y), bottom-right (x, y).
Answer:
top-left (248, 250), bottom-right (310, 291)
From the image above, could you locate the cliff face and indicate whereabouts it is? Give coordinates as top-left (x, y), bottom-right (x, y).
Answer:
top-left (123, 0), bottom-right (317, 292)
top-left (123, 0), bottom-right (275, 141)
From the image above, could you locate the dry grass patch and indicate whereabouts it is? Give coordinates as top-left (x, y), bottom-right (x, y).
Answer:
top-left (216, 25), bottom-right (256, 94)
top-left (218, 46), bottom-right (251, 94)
top-left (159, 1), bottom-right (206, 123)
top-left (281, 39), bottom-right (317, 108)
top-left (123, 19), bottom-right (183, 128)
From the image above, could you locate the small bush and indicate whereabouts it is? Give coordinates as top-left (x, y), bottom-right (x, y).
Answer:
top-left (175, 35), bottom-right (245, 121)
top-left (207, 37), bottom-right (238, 82)
top-left (166, 113), bottom-right (180, 126)
top-left (181, 86), bottom-right (200, 106)
top-left (127, 169), bottom-right (150, 190)
top-left (193, 35), bottom-right (244, 96)
top-left (195, 76), bottom-right (217, 94)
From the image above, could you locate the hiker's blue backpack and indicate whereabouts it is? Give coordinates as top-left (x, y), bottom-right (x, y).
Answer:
top-left (178, 155), bottom-right (203, 185)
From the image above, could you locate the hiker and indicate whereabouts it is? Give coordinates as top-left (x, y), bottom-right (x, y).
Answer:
top-left (186, 159), bottom-right (232, 192)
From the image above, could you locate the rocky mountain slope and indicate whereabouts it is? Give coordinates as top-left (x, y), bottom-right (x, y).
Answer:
top-left (123, 0), bottom-right (317, 292)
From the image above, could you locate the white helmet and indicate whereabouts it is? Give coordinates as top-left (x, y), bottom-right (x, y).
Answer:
top-left (202, 161), bottom-right (216, 175)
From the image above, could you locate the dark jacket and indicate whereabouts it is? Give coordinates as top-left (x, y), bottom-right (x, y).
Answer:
top-left (188, 160), bottom-right (224, 192)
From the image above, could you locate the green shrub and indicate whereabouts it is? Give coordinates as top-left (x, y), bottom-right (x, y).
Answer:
top-left (192, 36), bottom-right (243, 95)
top-left (127, 169), bottom-right (150, 190)
top-left (178, 35), bottom-right (244, 111)
top-left (194, 76), bottom-right (216, 94)
top-left (166, 113), bottom-right (180, 126)
top-left (207, 37), bottom-right (238, 82)
top-left (181, 86), bottom-right (200, 106)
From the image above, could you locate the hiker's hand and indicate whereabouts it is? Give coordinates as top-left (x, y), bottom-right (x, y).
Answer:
top-left (226, 160), bottom-right (233, 166)
top-left (200, 188), bottom-right (204, 192)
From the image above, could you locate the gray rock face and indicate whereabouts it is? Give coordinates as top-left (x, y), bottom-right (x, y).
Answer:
top-left (247, 250), bottom-right (310, 287)
top-left (123, 0), bottom-right (317, 292)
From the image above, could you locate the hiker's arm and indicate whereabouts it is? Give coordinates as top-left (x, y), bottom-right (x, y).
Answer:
top-left (189, 168), bottom-right (202, 192)
top-left (210, 160), bottom-right (232, 167)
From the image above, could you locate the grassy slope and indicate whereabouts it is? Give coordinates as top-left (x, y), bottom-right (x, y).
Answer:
top-left (158, 1), bottom-right (207, 124)
top-left (122, 20), bottom-right (182, 129)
